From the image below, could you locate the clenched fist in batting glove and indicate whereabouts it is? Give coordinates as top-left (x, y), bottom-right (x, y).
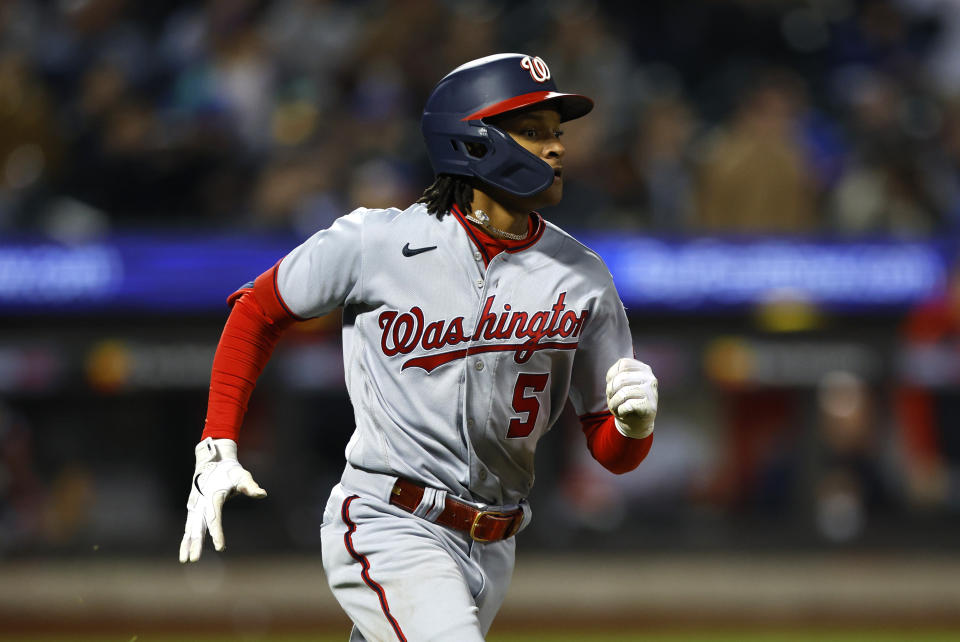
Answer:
top-left (179, 437), bottom-right (267, 563)
top-left (606, 358), bottom-right (658, 439)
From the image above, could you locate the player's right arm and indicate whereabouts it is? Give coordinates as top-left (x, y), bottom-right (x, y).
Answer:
top-left (180, 263), bottom-right (298, 563)
top-left (180, 209), bottom-right (368, 562)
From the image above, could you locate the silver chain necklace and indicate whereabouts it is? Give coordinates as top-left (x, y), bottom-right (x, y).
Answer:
top-left (465, 209), bottom-right (527, 241)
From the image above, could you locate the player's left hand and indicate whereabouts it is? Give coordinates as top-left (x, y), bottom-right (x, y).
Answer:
top-left (179, 437), bottom-right (267, 563)
top-left (606, 358), bottom-right (658, 439)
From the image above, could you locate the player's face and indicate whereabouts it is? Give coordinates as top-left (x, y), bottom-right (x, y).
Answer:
top-left (492, 108), bottom-right (566, 208)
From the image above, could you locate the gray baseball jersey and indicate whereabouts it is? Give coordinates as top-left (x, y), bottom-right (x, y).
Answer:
top-left (277, 202), bottom-right (632, 507)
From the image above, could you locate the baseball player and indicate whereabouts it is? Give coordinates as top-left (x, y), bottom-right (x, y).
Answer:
top-left (180, 53), bottom-right (658, 641)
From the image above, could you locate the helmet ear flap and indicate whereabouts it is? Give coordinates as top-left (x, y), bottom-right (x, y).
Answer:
top-left (449, 138), bottom-right (488, 159)
top-left (423, 116), bottom-right (552, 196)
top-left (470, 125), bottom-right (554, 197)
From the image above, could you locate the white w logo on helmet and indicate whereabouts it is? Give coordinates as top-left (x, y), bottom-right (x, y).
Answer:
top-left (520, 55), bottom-right (551, 83)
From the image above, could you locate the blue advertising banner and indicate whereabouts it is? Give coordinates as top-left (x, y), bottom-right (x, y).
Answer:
top-left (0, 233), bottom-right (290, 314)
top-left (0, 233), bottom-right (952, 314)
top-left (589, 236), bottom-right (952, 311)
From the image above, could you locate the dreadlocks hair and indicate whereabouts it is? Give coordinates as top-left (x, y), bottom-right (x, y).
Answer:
top-left (417, 174), bottom-right (474, 220)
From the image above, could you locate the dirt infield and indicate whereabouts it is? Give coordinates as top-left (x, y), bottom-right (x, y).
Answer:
top-left (1, 552), bottom-right (958, 635)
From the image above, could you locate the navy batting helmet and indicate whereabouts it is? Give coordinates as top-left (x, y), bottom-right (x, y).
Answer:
top-left (421, 53), bottom-right (593, 197)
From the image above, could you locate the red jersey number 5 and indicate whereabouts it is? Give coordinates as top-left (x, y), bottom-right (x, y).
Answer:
top-left (507, 373), bottom-right (550, 438)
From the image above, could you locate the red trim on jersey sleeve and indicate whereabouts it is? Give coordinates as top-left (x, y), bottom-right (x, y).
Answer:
top-left (226, 261), bottom-right (305, 320)
top-left (580, 411), bottom-right (652, 474)
top-left (226, 286), bottom-right (252, 308)
top-left (201, 263), bottom-right (299, 441)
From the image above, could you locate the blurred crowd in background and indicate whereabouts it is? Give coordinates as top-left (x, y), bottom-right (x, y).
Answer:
top-left (4, 0), bottom-right (960, 559)
top-left (4, 0), bottom-right (960, 238)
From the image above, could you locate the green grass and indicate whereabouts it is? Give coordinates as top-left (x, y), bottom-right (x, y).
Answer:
top-left (4, 632), bottom-right (960, 642)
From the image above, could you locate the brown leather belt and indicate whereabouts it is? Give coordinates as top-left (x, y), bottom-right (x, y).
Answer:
top-left (390, 477), bottom-right (523, 543)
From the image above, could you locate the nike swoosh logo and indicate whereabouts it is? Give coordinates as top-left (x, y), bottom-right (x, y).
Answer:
top-left (402, 243), bottom-right (437, 257)
top-left (194, 473), bottom-right (204, 496)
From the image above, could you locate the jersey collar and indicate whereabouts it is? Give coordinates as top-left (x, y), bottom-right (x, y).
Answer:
top-left (449, 204), bottom-right (545, 263)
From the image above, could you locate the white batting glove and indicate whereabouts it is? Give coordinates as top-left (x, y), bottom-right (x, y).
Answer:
top-left (605, 358), bottom-right (658, 439)
top-left (179, 437), bottom-right (267, 563)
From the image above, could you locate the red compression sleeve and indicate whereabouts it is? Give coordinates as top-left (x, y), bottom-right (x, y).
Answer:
top-left (201, 263), bottom-right (298, 441)
top-left (580, 412), bottom-right (652, 474)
